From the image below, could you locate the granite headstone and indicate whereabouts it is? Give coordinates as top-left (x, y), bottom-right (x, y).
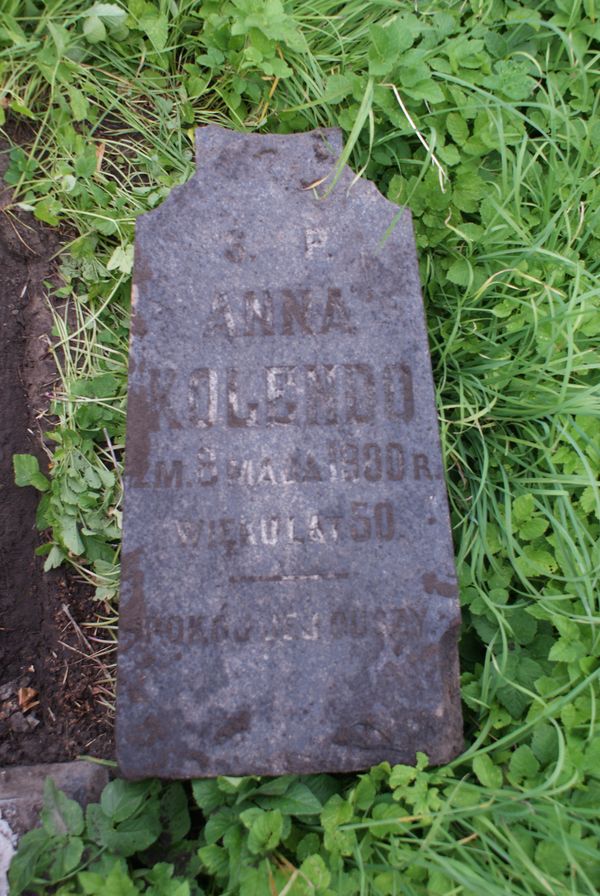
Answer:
top-left (116, 126), bottom-right (462, 778)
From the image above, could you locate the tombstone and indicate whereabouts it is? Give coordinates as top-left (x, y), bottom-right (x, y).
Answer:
top-left (115, 126), bottom-right (462, 779)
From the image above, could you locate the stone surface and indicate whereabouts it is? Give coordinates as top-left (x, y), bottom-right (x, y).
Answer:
top-left (0, 760), bottom-right (109, 836)
top-left (116, 126), bottom-right (462, 779)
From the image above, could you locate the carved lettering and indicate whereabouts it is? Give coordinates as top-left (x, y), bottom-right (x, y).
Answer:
top-left (386, 442), bottom-right (405, 481)
top-left (282, 288), bottom-right (313, 335)
top-left (306, 364), bottom-right (338, 425)
top-left (144, 362), bottom-right (414, 429)
top-left (204, 293), bottom-right (235, 337)
top-left (344, 363), bottom-right (376, 424)
top-left (148, 443), bottom-right (434, 490)
top-left (172, 505), bottom-right (404, 550)
top-left (244, 290), bottom-right (274, 336)
top-left (149, 368), bottom-right (181, 428)
top-left (383, 363), bottom-right (414, 423)
top-left (227, 368), bottom-right (259, 428)
top-left (414, 453), bottom-right (433, 480)
top-left (321, 287), bottom-right (354, 334)
top-left (155, 459), bottom-right (183, 488)
top-left (142, 606), bottom-right (424, 646)
top-left (188, 368), bottom-right (217, 428)
top-left (266, 366), bottom-right (297, 424)
top-left (197, 447), bottom-right (218, 485)
top-left (201, 285), bottom-right (356, 337)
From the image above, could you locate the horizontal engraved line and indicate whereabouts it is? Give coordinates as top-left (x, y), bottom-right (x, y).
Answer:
top-left (229, 571), bottom-right (350, 584)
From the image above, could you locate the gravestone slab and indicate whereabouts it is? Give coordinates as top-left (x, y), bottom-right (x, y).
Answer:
top-left (116, 126), bottom-right (462, 779)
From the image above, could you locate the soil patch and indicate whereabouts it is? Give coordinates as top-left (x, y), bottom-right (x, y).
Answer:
top-left (0, 134), bottom-right (114, 764)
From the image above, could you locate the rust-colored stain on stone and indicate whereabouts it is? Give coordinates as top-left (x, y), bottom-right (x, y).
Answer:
top-left (116, 126), bottom-right (463, 779)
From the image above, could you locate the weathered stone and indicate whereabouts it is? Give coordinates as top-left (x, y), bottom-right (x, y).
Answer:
top-left (0, 760), bottom-right (109, 896)
top-left (0, 760), bottom-right (109, 836)
top-left (116, 126), bottom-right (462, 779)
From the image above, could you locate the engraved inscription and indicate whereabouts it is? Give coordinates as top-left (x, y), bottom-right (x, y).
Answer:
top-left (171, 502), bottom-right (406, 551)
top-left (203, 286), bottom-right (355, 337)
top-left (118, 126), bottom-right (463, 777)
top-left (143, 442), bottom-right (442, 489)
top-left (146, 362), bottom-right (414, 430)
top-left (132, 603), bottom-right (423, 647)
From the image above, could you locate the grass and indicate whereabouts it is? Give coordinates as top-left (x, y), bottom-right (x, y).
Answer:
top-left (2, 0), bottom-right (600, 893)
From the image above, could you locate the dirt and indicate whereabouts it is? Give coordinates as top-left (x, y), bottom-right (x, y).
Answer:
top-left (0, 132), bottom-right (114, 765)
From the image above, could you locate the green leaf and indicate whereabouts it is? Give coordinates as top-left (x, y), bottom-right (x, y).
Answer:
top-left (13, 454), bottom-right (49, 491)
top-left (100, 862), bottom-right (139, 896)
top-left (83, 15), bottom-right (107, 43)
top-left (7, 828), bottom-right (50, 896)
top-left (300, 854), bottom-right (331, 891)
top-left (161, 783), bottom-right (191, 841)
top-left (531, 723), bottom-right (559, 766)
top-left (47, 21), bottom-right (70, 56)
top-left (352, 775), bottom-right (376, 810)
top-left (204, 808), bottom-right (237, 845)
top-left (102, 811), bottom-right (162, 857)
top-left (446, 111), bottom-right (469, 144)
top-left (580, 485), bottom-right (600, 518)
top-left (518, 517), bottom-right (549, 540)
top-left (321, 794), bottom-right (353, 830)
top-left (10, 99), bottom-right (36, 119)
top-left (519, 545), bottom-right (558, 576)
top-left (87, 2), bottom-right (127, 21)
top-left (78, 870), bottom-right (109, 893)
top-left (447, 257), bottom-right (471, 286)
top-left (453, 170), bottom-right (486, 213)
top-left (368, 21), bottom-right (413, 77)
top-left (508, 745), bottom-right (540, 784)
top-left (323, 73), bottom-right (354, 102)
top-left (49, 837), bottom-right (84, 881)
top-left (438, 143), bottom-right (460, 165)
top-left (472, 754), bottom-right (503, 789)
top-left (100, 779), bottom-right (150, 823)
top-left (198, 844), bottom-right (229, 878)
top-left (535, 841), bottom-right (568, 877)
top-left (139, 14), bottom-right (168, 51)
top-left (254, 782), bottom-right (322, 816)
top-left (75, 147), bottom-right (97, 177)
top-left (72, 372), bottom-right (119, 399)
top-left (41, 778), bottom-right (84, 836)
top-left (389, 763), bottom-right (417, 789)
top-left (548, 637), bottom-right (585, 663)
top-left (403, 80), bottom-right (444, 103)
top-left (107, 244), bottom-right (134, 274)
top-left (483, 60), bottom-right (536, 101)
top-left (68, 86), bottom-right (89, 122)
top-left (191, 779), bottom-right (224, 813)
top-left (268, 58), bottom-right (294, 78)
top-left (60, 515), bottom-right (85, 555)
top-left (44, 545), bottom-right (66, 572)
top-left (513, 494), bottom-right (535, 522)
top-left (34, 197), bottom-right (61, 226)
top-left (241, 809), bottom-right (284, 854)
top-left (508, 608), bottom-right (537, 646)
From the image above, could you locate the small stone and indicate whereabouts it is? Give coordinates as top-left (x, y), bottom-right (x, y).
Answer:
top-left (116, 126), bottom-right (463, 779)
top-left (6, 713), bottom-right (29, 734)
top-left (0, 761), bottom-right (109, 839)
top-left (0, 680), bottom-right (19, 703)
